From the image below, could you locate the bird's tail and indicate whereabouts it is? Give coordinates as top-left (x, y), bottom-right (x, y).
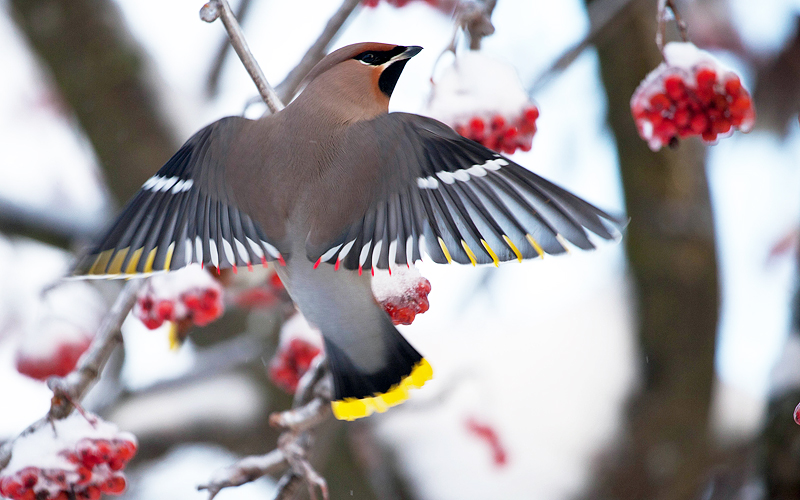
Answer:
top-left (325, 314), bottom-right (433, 421)
top-left (275, 260), bottom-right (432, 421)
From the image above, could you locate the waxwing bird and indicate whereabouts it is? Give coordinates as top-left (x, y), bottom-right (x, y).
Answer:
top-left (73, 43), bottom-right (625, 420)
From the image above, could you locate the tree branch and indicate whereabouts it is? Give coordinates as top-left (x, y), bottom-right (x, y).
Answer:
top-left (0, 197), bottom-right (105, 249)
top-left (10, 0), bottom-right (180, 203)
top-left (0, 280), bottom-right (144, 471)
top-left (198, 449), bottom-right (287, 499)
top-left (275, 0), bottom-right (362, 102)
top-left (530, 0), bottom-right (636, 93)
top-left (200, 0), bottom-right (284, 113)
top-left (199, 354), bottom-right (333, 500)
top-left (656, 0), bottom-right (689, 53)
top-left (464, 0), bottom-right (496, 50)
top-left (206, 0), bottom-right (255, 98)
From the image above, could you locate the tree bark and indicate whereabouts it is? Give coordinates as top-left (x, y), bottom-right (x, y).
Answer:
top-left (9, 0), bottom-right (179, 204)
top-left (582, 1), bottom-right (720, 499)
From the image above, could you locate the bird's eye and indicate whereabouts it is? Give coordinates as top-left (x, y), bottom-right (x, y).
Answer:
top-left (357, 52), bottom-right (379, 64)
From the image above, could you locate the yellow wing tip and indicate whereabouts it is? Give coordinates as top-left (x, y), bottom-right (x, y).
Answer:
top-left (438, 237), bottom-right (453, 264)
top-left (331, 358), bottom-right (433, 421)
top-left (481, 240), bottom-right (499, 267)
top-left (461, 240), bottom-right (477, 266)
top-left (502, 235), bottom-right (524, 262)
top-left (525, 234), bottom-right (545, 260)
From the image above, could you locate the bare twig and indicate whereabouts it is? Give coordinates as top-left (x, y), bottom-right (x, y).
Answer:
top-left (464, 0), bottom-right (496, 50)
top-left (274, 472), bottom-right (304, 500)
top-left (198, 449), bottom-right (287, 499)
top-left (293, 354), bottom-right (327, 408)
top-left (0, 280), bottom-right (144, 470)
top-left (656, 0), bottom-right (689, 54)
top-left (200, 0), bottom-right (284, 113)
top-left (275, 0), bottom-right (362, 102)
top-left (206, 0), bottom-right (255, 98)
top-left (199, 355), bottom-right (333, 499)
top-left (48, 280), bottom-right (143, 418)
top-left (430, 0), bottom-right (496, 76)
top-left (529, 0), bottom-right (635, 93)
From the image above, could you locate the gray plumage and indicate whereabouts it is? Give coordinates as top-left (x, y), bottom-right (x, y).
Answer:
top-left (74, 42), bottom-right (625, 418)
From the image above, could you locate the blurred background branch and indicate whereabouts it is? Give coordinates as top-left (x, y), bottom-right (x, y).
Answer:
top-left (581, 1), bottom-right (719, 498)
top-left (275, 0), bottom-right (362, 103)
top-left (9, 0), bottom-right (180, 204)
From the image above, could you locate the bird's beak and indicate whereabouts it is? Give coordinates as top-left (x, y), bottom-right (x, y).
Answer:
top-left (393, 46), bottom-right (423, 62)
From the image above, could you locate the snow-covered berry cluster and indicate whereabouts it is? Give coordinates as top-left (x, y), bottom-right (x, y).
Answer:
top-left (268, 313), bottom-right (323, 394)
top-left (453, 107), bottom-right (539, 155)
top-left (133, 264), bottom-right (224, 331)
top-left (230, 269), bottom-right (288, 310)
top-left (15, 282), bottom-right (106, 381)
top-left (0, 413), bottom-right (136, 500)
top-left (371, 267), bottom-right (431, 326)
top-left (631, 41), bottom-right (755, 151)
top-left (425, 51), bottom-right (539, 155)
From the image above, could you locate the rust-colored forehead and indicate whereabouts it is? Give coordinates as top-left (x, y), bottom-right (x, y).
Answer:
top-left (301, 42), bottom-right (404, 87)
top-left (326, 42), bottom-right (400, 60)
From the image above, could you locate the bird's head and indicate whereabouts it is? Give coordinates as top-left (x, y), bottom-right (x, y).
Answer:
top-left (296, 43), bottom-right (423, 119)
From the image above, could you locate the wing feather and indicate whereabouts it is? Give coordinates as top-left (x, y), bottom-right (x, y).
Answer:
top-left (309, 112), bottom-right (626, 270)
top-left (73, 117), bottom-right (283, 278)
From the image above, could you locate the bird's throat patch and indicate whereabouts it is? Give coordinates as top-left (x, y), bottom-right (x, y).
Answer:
top-left (378, 59), bottom-right (410, 97)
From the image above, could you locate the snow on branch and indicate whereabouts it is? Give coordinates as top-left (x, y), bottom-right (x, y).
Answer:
top-left (656, 0), bottom-right (689, 53)
top-left (0, 280), bottom-right (144, 471)
top-left (200, 0), bottom-right (285, 113)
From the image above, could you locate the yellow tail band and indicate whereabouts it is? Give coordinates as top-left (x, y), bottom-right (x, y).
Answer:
top-left (331, 358), bottom-right (433, 421)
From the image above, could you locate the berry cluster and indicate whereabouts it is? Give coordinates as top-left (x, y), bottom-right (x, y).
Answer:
top-left (16, 338), bottom-right (91, 381)
top-left (269, 338), bottom-right (322, 394)
top-left (361, 0), bottom-right (455, 11)
top-left (379, 278), bottom-right (432, 325)
top-left (133, 265), bottom-right (224, 331)
top-left (230, 270), bottom-right (289, 310)
top-left (14, 282), bottom-right (105, 382)
top-left (631, 42), bottom-right (755, 151)
top-left (425, 51), bottom-right (539, 156)
top-left (0, 439), bottom-right (135, 500)
top-left (453, 106), bottom-right (539, 155)
top-left (371, 267), bottom-right (432, 325)
top-left (0, 415), bottom-right (136, 500)
top-left (268, 314), bottom-right (323, 394)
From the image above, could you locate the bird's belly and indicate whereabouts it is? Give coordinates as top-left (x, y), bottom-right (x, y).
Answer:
top-left (275, 255), bottom-right (388, 372)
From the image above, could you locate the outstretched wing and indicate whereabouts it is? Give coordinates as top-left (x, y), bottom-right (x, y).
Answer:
top-left (308, 112), bottom-right (625, 273)
top-left (73, 117), bottom-right (285, 278)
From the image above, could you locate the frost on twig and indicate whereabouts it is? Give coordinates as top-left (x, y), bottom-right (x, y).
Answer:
top-left (200, 0), bottom-right (285, 113)
top-left (656, 0), bottom-right (689, 53)
top-left (198, 449), bottom-right (287, 499)
top-left (461, 0), bottom-right (496, 50)
top-left (432, 0), bottom-right (495, 76)
top-left (199, 354), bottom-right (332, 500)
top-left (0, 280), bottom-right (144, 471)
